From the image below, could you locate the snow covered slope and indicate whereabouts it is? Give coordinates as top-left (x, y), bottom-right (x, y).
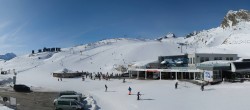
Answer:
top-left (0, 38), bottom-right (182, 77)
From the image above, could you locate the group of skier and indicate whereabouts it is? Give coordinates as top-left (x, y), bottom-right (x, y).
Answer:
top-left (175, 81), bottom-right (205, 91)
top-left (84, 72), bottom-right (123, 81)
top-left (104, 85), bottom-right (142, 100)
top-left (128, 86), bottom-right (142, 100)
top-left (104, 80), bottom-right (206, 101)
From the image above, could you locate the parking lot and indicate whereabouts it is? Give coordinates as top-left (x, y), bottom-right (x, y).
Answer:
top-left (0, 88), bottom-right (58, 110)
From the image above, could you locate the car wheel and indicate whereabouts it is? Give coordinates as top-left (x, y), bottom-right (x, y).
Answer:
top-left (56, 108), bottom-right (63, 110)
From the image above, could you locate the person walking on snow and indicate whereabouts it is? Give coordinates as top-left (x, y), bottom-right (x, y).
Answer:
top-left (201, 83), bottom-right (204, 91)
top-left (82, 75), bottom-right (85, 81)
top-left (137, 92), bottom-right (141, 100)
top-left (105, 84), bottom-right (108, 92)
top-left (175, 82), bottom-right (178, 89)
top-left (128, 87), bottom-right (132, 95)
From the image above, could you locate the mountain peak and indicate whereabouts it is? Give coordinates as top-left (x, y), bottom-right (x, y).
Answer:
top-left (156, 32), bottom-right (176, 41)
top-left (0, 53), bottom-right (16, 60)
top-left (165, 32), bottom-right (176, 38)
top-left (221, 9), bottom-right (250, 28)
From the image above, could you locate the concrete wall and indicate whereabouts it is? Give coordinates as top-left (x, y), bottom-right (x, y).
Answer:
top-left (188, 53), bottom-right (238, 67)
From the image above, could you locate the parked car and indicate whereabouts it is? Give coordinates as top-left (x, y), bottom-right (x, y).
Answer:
top-left (59, 91), bottom-right (82, 98)
top-left (54, 95), bottom-right (83, 104)
top-left (54, 99), bottom-right (84, 110)
top-left (13, 84), bottom-right (31, 92)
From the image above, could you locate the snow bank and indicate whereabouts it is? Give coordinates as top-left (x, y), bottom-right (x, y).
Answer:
top-left (0, 76), bottom-right (12, 85)
top-left (84, 95), bottom-right (99, 110)
top-left (0, 104), bottom-right (13, 110)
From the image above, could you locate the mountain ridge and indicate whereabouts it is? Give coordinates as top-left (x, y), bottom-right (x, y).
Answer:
top-left (0, 53), bottom-right (16, 60)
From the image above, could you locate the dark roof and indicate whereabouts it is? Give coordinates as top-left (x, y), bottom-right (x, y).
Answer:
top-left (196, 62), bottom-right (231, 70)
top-left (231, 61), bottom-right (250, 72)
top-left (197, 65), bottom-right (231, 70)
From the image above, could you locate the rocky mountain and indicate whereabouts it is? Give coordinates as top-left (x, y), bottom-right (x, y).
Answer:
top-left (156, 32), bottom-right (177, 41)
top-left (0, 53), bottom-right (16, 60)
top-left (221, 9), bottom-right (250, 28)
top-left (183, 9), bottom-right (250, 47)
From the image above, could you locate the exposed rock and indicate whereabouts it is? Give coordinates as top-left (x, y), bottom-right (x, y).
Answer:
top-left (221, 9), bottom-right (250, 28)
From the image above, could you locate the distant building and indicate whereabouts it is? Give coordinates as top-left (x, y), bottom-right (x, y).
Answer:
top-left (36, 47), bottom-right (62, 53)
top-left (128, 53), bottom-right (250, 83)
top-left (38, 49), bottom-right (42, 53)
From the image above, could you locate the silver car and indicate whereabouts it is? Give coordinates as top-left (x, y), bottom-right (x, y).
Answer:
top-left (54, 99), bottom-right (84, 110)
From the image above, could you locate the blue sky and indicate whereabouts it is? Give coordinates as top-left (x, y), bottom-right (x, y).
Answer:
top-left (0, 0), bottom-right (250, 55)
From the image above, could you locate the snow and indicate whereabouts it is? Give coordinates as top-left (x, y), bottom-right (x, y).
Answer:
top-left (4, 76), bottom-right (250, 110)
top-left (0, 104), bottom-right (13, 110)
top-left (130, 60), bottom-right (156, 67)
top-left (54, 79), bottom-right (250, 110)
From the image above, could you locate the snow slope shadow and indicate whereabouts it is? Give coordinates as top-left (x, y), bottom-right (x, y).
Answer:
top-left (204, 88), bottom-right (216, 91)
top-left (106, 91), bottom-right (117, 92)
top-left (140, 98), bottom-right (155, 101)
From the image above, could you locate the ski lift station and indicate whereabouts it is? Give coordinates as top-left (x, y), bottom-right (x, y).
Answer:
top-left (128, 53), bottom-right (250, 83)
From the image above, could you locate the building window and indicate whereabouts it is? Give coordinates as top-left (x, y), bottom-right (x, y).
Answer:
top-left (205, 57), bottom-right (209, 61)
top-left (200, 57), bottom-right (205, 63)
top-left (218, 57), bottom-right (222, 60)
top-left (215, 57), bottom-right (222, 60)
top-left (230, 57), bottom-right (233, 60)
top-left (58, 101), bottom-right (70, 105)
top-left (226, 57), bottom-right (230, 60)
top-left (193, 58), bottom-right (195, 64)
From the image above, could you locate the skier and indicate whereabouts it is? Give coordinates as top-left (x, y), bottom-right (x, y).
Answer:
top-left (123, 78), bottom-right (126, 83)
top-left (175, 82), bottom-right (178, 89)
top-left (137, 92), bottom-right (141, 100)
top-left (201, 83), bottom-right (204, 91)
top-left (105, 84), bottom-right (108, 92)
top-left (128, 87), bottom-right (132, 95)
top-left (82, 75), bottom-right (85, 81)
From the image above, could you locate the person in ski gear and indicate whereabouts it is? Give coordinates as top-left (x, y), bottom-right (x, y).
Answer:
top-left (105, 84), bottom-right (108, 92)
top-left (175, 82), bottom-right (178, 89)
top-left (137, 92), bottom-right (141, 100)
top-left (201, 83), bottom-right (204, 91)
top-left (82, 75), bottom-right (85, 81)
top-left (128, 87), bottom-right (132, 95)
top-left (123, 78), bottom-right (126, 83)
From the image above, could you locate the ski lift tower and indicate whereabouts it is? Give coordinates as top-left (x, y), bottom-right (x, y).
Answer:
top-left (177, 43), bottom-right (188, 53)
